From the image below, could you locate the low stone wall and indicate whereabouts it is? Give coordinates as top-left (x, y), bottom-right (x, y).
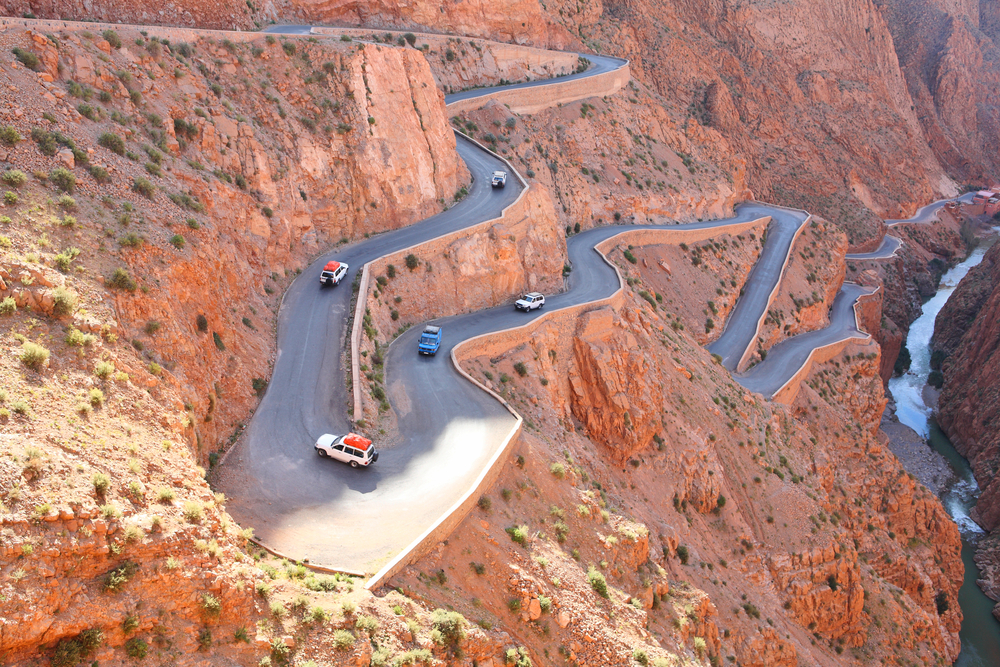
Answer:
top-left (447, 60), bottom-right (631, 115)
top-left (593, 218), bottom-right (769, 256)
top-left (0, 16), bottom-right (270, 43)
top-left (311, 26), bottom-right (579, 89)
top-left (364, 358), bottom-right (522, 590)
top-left (769, 286), bottom-right (878, 404)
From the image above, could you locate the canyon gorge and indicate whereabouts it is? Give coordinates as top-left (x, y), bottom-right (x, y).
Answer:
top-left (1, 0), bottom-right (999, 665)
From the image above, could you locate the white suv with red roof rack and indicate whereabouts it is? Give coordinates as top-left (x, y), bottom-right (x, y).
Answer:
top-left (315, 433), bottom-right (378, 468)
top-left (320, 260), bottom-right (349, 286)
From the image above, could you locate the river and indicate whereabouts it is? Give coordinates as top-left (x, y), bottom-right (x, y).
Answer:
top-left (888, 239), bottom-right (1000, 666)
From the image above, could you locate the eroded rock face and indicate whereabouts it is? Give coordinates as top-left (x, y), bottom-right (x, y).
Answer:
top-left (13, 32), bottom-right (470, 455)
top-left (0, 0), bottom-right (260, 29)
top-left (935, 242), bottom-right (1000, 533)
top-left (934, 242), bottom-right (1000, 612)
top-left (454, 280), bottom-right (964, 663)
top-left (568, 307), bottom-right (661, 466)
top-left (281, 0), bottom-right (577, 49)
top-left (879, 0), bottom-right (1000, 183)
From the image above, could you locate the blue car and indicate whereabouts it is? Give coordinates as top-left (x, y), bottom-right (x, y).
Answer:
top-left (418, 325), bottom-right (442, 355)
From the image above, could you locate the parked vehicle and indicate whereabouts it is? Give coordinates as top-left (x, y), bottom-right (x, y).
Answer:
top-left (491, 170), bottom-right (507, 188)
top-left (320, 260), bottom-right (349, 286)
top-left (315, 433), bottom-right (378, 468)
top-left (418, 325), bottom-right (442, 355)
top-left (515, 292), bottom-right (545, 311)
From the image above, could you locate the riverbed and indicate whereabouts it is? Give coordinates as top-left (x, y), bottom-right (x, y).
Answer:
top-left (887, 240), bottom-right (1000, 665)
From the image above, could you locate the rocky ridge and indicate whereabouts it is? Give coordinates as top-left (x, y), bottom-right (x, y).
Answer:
top-left (933, 240), bottom-right (1000, 615)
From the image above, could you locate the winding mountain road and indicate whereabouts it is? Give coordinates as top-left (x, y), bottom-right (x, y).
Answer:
top-left (217, 25), bottom-right (932, 574)
top-left (886, 192), bottom-right (973, 226)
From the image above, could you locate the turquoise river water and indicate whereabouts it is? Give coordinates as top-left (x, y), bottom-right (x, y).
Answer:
top-left (887, 240), bottom-right (1000, 665)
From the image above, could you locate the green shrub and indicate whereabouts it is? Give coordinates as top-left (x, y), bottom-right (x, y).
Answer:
top-left (102, 30), bottom-right (122, 49)
top-left (104, 561), bottom-right (138, 592)
top-left (587, 566), bottom-right (609, 598)
top-left (95, 360), bottom-right (114, 378)
top-left (109, 268), bottom-right (137, 291)
top-left (51, 629), bottom-right (103, 667)
top-left (124, 637), bottom-right (147, 659)
top-left (1, 170), bottom-right (27, 187)
top-left (58, 195), bottom-right (76, 210)
top-left (0, 297), bottom-right (15, 316)
top-left (405, 253), bottom-right (419, 270)
top-left (92, 472), bottom-right (110, 495)
top-left (120, 232), bottom-right (143, 248)
top-left (12, 47), bottom-right (41, 71)
top-left (170, 234), bottom-right (185, 249)
top-left (98, 132), bottom-right (126, 155)
top-left (78, 103), bottom-right (98, 121)
top-left (47, 167), bottom-right (75, 194)
top-left (202, 593), bottom-right (222, 617)
top-left (356, 614), bottom-right (379, 636)
top-left (183, 500), bottom-right (204, 523)
top-left (31, 127), bottom-right (57, 155)
top-left (132, 177), bottom-right (155, 199)
top-left (0, 125), bottom-right (21, 146)
top-left (168, 192), bottom-right (204, 212)
top-left (20, 342), bottom-right (50, 370)
top-left (676, 544), bottom-right (689, 565)
top-left (332, 629), bottom-right (354, 650)
top-left (431, 609), bottom-right (467, 647)
top-left (505, 525), bottom-right (529, 545)
top-left (88, 165), bottom-right (110, 184)
top-left (52, 286), bottom-right (77, 316)
top-left (213, 331), bottom-right (225, 351)
top-left (89, 388), bottom-right (104, 407)
top-left (4, 191), bottom-right (18, 206)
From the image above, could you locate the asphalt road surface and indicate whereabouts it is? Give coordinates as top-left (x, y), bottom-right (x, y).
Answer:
top-left (886, 192), bottom-right (974, 226)
top-left (846, 235), bottom-right (902, 261)
top-left (218, 26), bottom-right (923, 572)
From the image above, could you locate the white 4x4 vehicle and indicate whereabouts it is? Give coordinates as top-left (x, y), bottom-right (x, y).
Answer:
top-left (491, 170), bottom-right (507, 188)
top-left (515, 292), bottom-right (545, 311)
top-left (315, 433), bottom-right (378, 468)
top-left (320, 260), bottom-right (349, 287)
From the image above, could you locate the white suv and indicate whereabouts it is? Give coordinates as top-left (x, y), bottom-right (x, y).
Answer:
top-left (491, 170), bottom-right (507, 188)
top-left (315, 433), bottom-right (378, 468)
top-left (515, 292), bottom-right (545, 311)
top-left (320, 260), bottom-right (349, 287)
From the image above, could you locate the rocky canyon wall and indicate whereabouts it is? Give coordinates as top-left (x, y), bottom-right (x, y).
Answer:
top-left (933, 241), bottom-right (1000, 613)
top-left (0, 26), bottom-right (468, 462)
top-left (277, 0), bottom-right (578, 49)
top-left (0, 0), bottom-right (261, 30)
top-left (447, 278), bottom-right (963, 664)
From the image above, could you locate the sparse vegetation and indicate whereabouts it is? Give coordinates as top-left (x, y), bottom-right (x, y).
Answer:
top-left (98, 132), bottom-right (126, 155)
top-left (20, 342), bottom-right (50, 370)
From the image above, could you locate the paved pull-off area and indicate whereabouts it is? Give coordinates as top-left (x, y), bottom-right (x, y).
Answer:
top-left (218, 26), bottom-right (945, 574)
